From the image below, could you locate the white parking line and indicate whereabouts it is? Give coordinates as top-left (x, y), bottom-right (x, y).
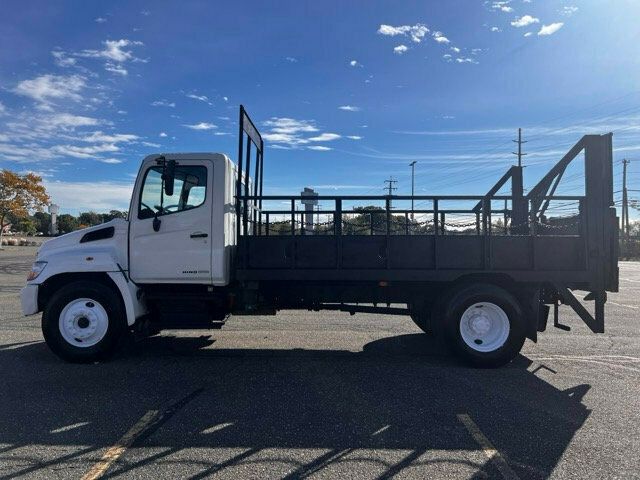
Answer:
top-left (371, 425), bottom-right (390, 436)
top-left (81, 410), bottom-right (159, 480)
top-left (529, 356), bottom-right (640, 374)
top-left (608, 301), bottom-right (639, 310)
top-left (457, 413), bottom-right (520, 480)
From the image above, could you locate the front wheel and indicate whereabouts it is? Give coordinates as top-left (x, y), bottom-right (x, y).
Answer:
top-left (42, 281), bottom-right (125, 363)
top-left (444, 284), bottom-right (526, 368)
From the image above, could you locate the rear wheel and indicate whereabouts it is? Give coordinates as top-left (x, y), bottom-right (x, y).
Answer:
top-left (444, 284), bottom-right (525, 368)
top-left (42, 281), bottom-right (125, 363)
top-left (410, 310), bottom-right (432, 334)
top-left (409, 299), bottom-right (433, 334)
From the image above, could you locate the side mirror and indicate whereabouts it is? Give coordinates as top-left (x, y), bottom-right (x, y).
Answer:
top-left (163, 159), bottom-right (176, 196)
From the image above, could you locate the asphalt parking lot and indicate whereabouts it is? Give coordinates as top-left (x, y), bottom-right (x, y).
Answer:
top-left (0, 246), bottom-right (638, 479)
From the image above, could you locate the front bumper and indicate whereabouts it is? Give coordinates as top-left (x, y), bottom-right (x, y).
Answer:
top-left (20, 284), bottom-right (39, 316)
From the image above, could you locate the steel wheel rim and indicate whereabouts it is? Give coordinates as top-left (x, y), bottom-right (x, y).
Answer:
top-left (58, 298), bottom-right (109, 348)
top-left (459, 302), bottom-right (510, 353)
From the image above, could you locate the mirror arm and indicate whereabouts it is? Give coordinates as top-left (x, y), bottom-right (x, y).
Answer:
top-left (152, 212), bottom-right (161, 232)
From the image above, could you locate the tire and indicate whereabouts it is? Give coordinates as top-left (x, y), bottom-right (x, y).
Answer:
top-left (410, 314), bottom-right (431, 334)
top-left (444, 284), bottom-right (526, 368)
top-left (42, 280), bottom-right (125, 363)
top-left (409, 299), bottom-right (433, 334)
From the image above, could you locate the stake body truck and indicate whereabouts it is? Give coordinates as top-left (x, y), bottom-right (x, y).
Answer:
top-left (21, 107), bottom-right (619, 367)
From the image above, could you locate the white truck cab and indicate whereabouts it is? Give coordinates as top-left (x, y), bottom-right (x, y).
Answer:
top-left (21, 152), bottom-right (240, 362)
top-left (129, 153), bottom-right (237, 285)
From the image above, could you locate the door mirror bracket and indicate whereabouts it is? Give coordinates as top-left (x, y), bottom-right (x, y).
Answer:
top-left (163, 159), bottom-right (176, 197)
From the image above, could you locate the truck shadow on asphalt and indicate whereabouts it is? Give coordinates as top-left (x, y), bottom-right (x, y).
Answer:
top-left (0, 334), bottom-right (590, 479)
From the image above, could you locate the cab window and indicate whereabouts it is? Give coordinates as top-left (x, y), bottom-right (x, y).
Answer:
top-left (138, 165), bottom-right (207, 219)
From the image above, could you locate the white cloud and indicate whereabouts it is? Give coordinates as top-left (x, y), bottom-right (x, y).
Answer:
top-left (262, 118), bottom-right (341, 149)
top-left (183, 122), bottom-right (217, 130)
top-left (451, 47), bottom-right (461, 53)
top-left (51, 50), bottom-right (76, 67)
top-left (307, 145), bottom-right (332, 151)
top-left (76, 39), bottom-right (145, 75)
top-left (79, 131), bottom-right (138, 143)
top-left (13, 74), bottom-right (86, 106)
top-left (0, 79), bottom-right (148, 166)
top-left (378, 23), bottom-right (429, 43)
top-left (561, 6), bottom-right (578, 16)
top-left (82, 39), bottom-right (142, 63)
top-left (338, 105), bottom-right (360, 112)
top-left (347, 135), bottom-right (362, 140)
top-left (511, 15), bottom-right (540, 27)
top-left (263, 117), bottom-right (318, 135)
top-left (490, 26), bottom-right (501, 32)
top-left (394, 45), bottom-right (408, 55)
top-left (105, 63), bottom-right (128, 76)
top-left (538, 22), bottom-right (564, 35)
top-left (99, 158), bottom-right (122, 164)
top-left (151, 99), bottom-right (175, 107)
top-left (432, 31), bottom-right (450, 44)
top-left (285, 56), bottom-right (297, 63)
top-left (308, 133), bottom-right (341, 142)
top-left (46, 113), bottom-right (100, 129)
top-left (0, 101), bottom-right (5, 115)
top-left (45, 180), bottom-right (133, 211)
top-left (186, 93), bottom-right (211, 104)
top-left (95, 17), bottom-right (107, 23)
top-left (524, 32), bottom-right (533, 37)
top-left (490, 1), bottom-right (513, 12)
top-left (349, 60), bottom-right (362, 67)
top-left (52, 143), bottom-right (120, 158)
top-left (223, 96), bottom-right (228, 102)
top-left (262, 117), bottom-right (317, 147)
top-left (159, 132), bottom-right (168, 137)
top-left (456, 57), bottom-right (478, 64)
top-left (0, 143), bottom-right (56, 162)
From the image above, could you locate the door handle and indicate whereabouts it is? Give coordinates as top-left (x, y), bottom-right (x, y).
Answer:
top-left (190, 232), bottom-right (208, 238)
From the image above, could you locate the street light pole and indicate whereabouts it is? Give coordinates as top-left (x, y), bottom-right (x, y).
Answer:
top-left (409, 161), bottom-right (417, 220)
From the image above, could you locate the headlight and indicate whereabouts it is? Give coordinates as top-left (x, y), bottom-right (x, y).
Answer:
top-left (27, 261), bottom-right (47, 281)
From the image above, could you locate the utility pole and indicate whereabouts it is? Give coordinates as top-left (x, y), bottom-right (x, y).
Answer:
top-left (384, 177), bottom-right (397, 209)
top-left (622, 159), bottom-right (630, 240)
top-left (512, 128), bottom-right (527, 167)
top-left (409, 161), bottom-right (417, 220)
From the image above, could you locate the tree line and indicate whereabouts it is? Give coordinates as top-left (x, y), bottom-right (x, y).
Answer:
top-left (14, 210), bottom-right (129, 236)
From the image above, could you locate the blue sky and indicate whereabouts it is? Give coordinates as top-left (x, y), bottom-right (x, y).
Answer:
top-left (1, 0), bottom-right (639, 217)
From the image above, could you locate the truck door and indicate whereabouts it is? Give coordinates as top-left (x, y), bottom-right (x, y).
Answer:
top-left (129, 159), bottom-right (213, 284)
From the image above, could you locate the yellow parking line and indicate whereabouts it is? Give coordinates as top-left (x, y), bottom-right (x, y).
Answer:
top-left (81, 410), bottom-right (159, 480)
top-left (457, 413), bottom-right (520, 480)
